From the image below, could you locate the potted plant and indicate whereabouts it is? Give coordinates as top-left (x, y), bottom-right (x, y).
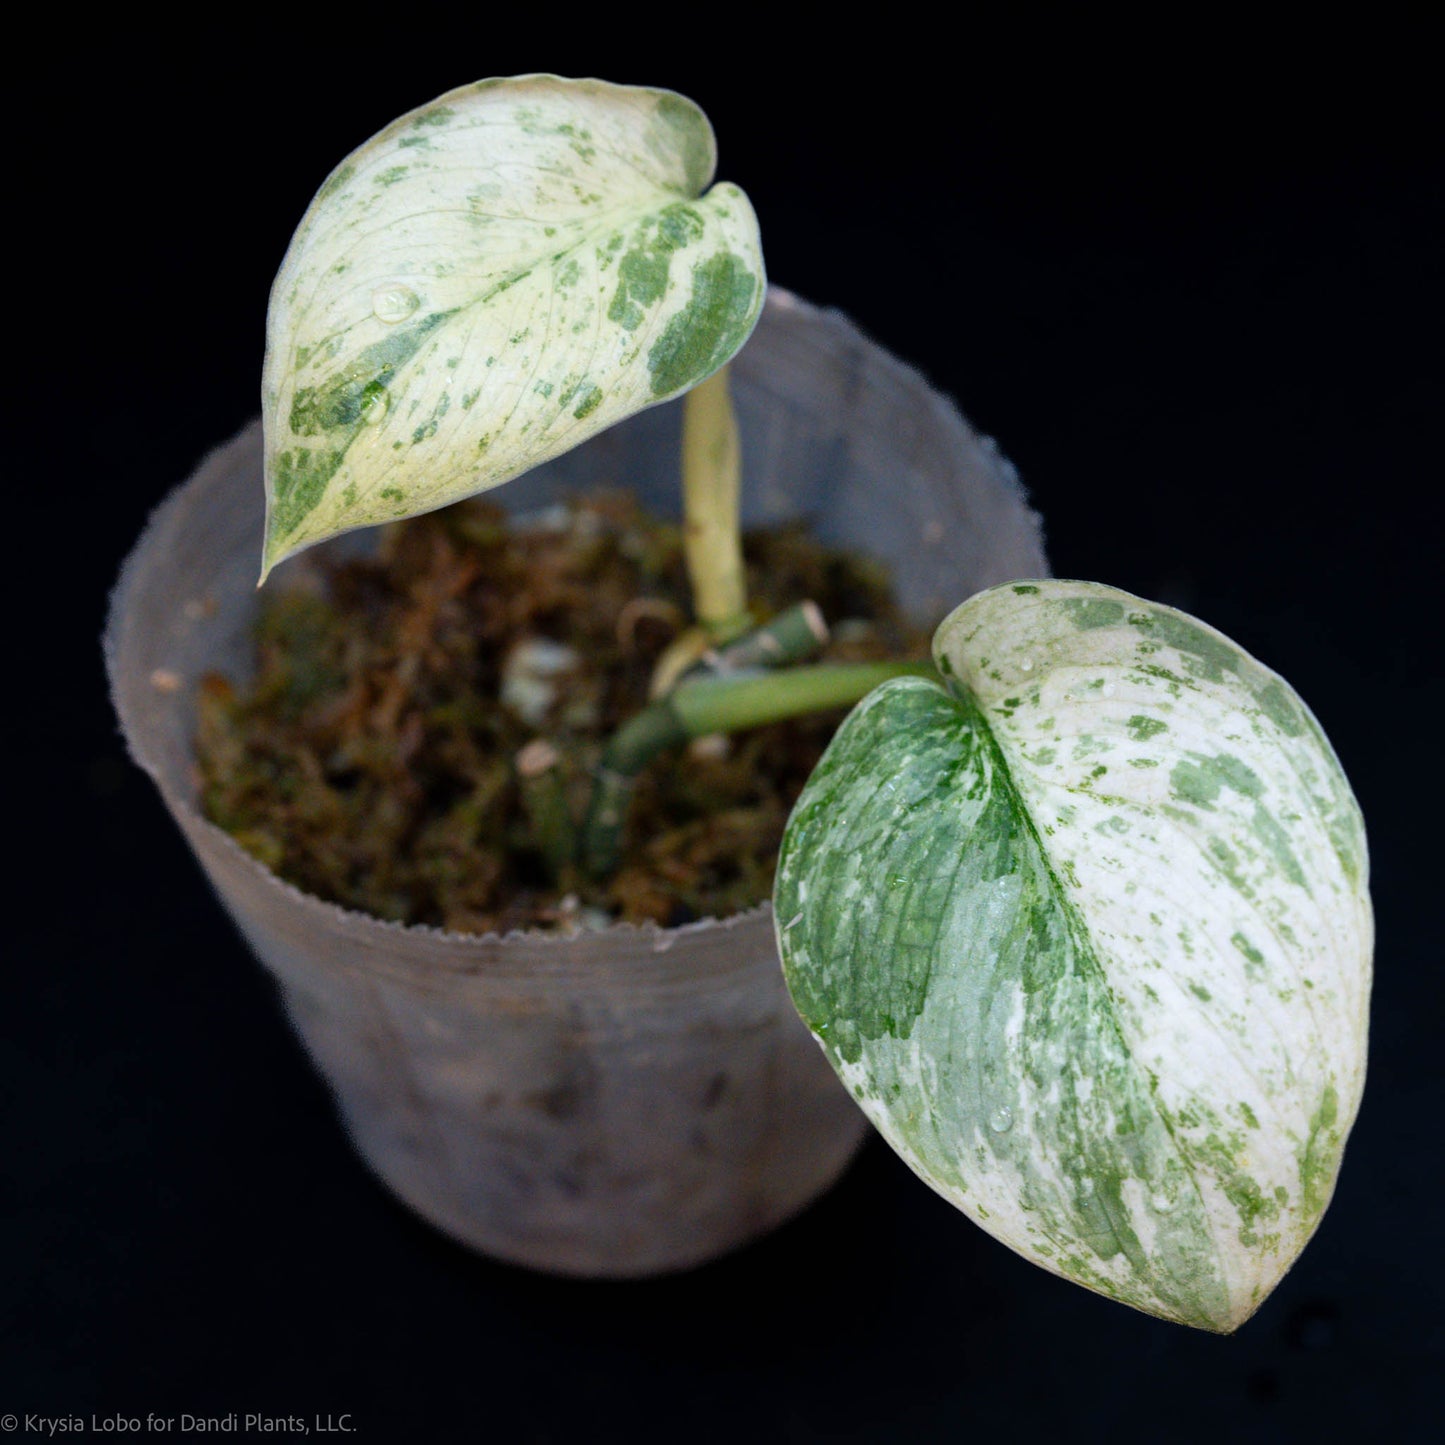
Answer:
top-left (106, 75), bottom-right (1370, 1330)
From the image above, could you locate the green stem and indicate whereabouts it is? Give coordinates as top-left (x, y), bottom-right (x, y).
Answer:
top-left (580, 659), bottom-right (936, 878)
top-left (681, 364), bottom-right (749, 643)
top-left (671, 661), bottom-right (932, 735)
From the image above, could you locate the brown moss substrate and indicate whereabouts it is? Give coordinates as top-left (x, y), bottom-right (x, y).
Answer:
top-left (196, 493), bottom-right (927, 934)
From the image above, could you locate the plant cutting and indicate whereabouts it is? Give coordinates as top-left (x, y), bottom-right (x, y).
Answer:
top-left (113, 74), bottom-right (1370, 1325)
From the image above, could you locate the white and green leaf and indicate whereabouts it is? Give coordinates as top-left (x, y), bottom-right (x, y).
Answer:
top-left (775, 580), bottom-right (1371, 1331)
top-left (260, 75), bottom-right (764, 578)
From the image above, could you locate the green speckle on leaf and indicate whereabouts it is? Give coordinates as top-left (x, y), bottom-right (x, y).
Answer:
top-left (1221, 1168), bottom-right (1281, 1247)
top-left (1170, 753), bottom-right (1263, 810)
top-left (408, 390), bottom-right (451, 446)
top-left (646, 251), bottom-right (758, 397)
top-left (1062, 597), bottom-right (1126, 630)
top-left (267, 447), bottom-right (346, 546)
top-left (1250, 804), bottom-right (1308, 888)
top-left (1207, 837), bottom-right (1254, 897)
top-left (1230, 932), bottom-right (1266, 969)
top-left (571, 381), bottom-right (603, 419)
top-left (1127, 714), bottom-right (1168, 742)
top-left (1133, 609), bottom-right (1242, 683)
top-left (606, 203), bottom-right (707, 330)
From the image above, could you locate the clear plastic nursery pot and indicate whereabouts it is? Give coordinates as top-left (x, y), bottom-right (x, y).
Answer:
top-left (106, 290), bottom-right (1049, 1276)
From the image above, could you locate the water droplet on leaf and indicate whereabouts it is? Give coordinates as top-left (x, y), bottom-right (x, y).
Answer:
top-left (989, 1105), bottom-right (1014, 1133)
top-left (372, 284), bottom-right (420, 323)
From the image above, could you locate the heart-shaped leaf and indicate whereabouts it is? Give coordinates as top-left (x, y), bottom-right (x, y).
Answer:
top-left (260, 75), bottom-right (764, 578)
top-left (775, 580), bottom-right (1371, 1331)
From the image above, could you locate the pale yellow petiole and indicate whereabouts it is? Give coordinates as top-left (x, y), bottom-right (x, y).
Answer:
top-left (680, 363), bottom-right (749, 644)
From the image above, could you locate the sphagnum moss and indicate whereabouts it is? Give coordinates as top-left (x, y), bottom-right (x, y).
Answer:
top-left (197, 491), bottom-right (927, 935)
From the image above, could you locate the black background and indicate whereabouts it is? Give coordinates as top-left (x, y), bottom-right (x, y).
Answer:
top-left (10, 31), bottom-right (1441, 1443)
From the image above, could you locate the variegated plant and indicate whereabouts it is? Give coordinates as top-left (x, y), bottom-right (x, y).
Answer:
top-left (775, 580), bottom-right (1371, 1331)
top-left (261, 75), bottom-right (763, 581)
top-left (257, 76), bottom-right (1370, 1330)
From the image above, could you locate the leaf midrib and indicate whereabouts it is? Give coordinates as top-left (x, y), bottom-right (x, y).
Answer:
top-left (947, 676), bottom-right (1226, 1325)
